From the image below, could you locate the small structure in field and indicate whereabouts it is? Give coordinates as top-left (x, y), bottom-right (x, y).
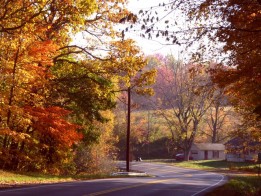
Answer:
top-left (190, 143), bottom-right (226, 160)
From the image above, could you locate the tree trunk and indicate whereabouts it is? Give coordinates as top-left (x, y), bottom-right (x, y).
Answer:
top-left (184, 150), bottom-right (190, 161)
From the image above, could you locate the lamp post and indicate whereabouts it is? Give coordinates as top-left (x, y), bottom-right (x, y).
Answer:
top-left (126, 86), bottom-right (131, 172)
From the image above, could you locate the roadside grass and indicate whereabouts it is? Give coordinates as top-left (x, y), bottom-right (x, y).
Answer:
top-left (145, 159), bottom-right (260, 173)
top-left (145, 159), bottom-right (174, 163)
top-left (173, 160), bottom-right (260, 172)
top-left (0, 170), bottom-right (112, 187)
top-left (0, 170), bottom-right (75, 184)
top-left (0, 170), bottom-right (71, 188)
top-left (206, 176), bottom-right (261, 196)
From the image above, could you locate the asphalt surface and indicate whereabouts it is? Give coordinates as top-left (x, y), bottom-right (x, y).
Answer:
top-left (0, 162), bottom-right (227, 196)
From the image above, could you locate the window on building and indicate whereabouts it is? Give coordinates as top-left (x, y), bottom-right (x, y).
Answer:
top-left (213, 151), bottom-right (219, 159)
top-left (191, 150), bottom-right (198, 155)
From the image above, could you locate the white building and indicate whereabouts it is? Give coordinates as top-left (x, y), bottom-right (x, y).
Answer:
top-left (190, 143), bottom-right (226, 160)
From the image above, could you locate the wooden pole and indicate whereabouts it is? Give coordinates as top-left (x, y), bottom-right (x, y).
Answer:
top-left (126, 87), bottom-right (131, 172)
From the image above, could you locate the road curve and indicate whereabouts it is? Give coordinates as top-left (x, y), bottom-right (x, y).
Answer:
top-left (0, 162), bottom-right (227, 196)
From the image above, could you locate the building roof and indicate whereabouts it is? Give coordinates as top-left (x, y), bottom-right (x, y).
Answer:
top-left (192, 143), bottom-right (225, 151)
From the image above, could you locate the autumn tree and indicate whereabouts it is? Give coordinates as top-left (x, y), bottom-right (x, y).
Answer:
top-left (207, 88), bottom-right (228, 143)
top-left (197, 0), bottom-right (261, 121)
top-left (0, 0), bottom-right (98, 172)
top-left (198, 86), bottom-right (239, 144)
top-left (0, 0), bottom-right (153, 174)
top-left (73, 110), bottom-right (118, 174)
top-left (152, 56), bottom-right (212, 161)
top-left (184, 0), bottom-right (261, 139)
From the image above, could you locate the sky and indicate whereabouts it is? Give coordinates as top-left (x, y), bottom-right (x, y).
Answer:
top-left (125, 0), bottom-right (227, 63)
top-left (72, 0), bottom-right (179, 57)
top-left (72, 0), bottom-right (197, 60)
top-left (125, 0), bottom-right (185, 58)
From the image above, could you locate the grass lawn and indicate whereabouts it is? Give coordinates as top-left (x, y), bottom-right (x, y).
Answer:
top-left (0, 170), bottom-right (112, 188)
top-left (0, 170), bottom-right (76, 185)
top-left (172, 160), bottom-right (260, 173)
top-left (206, 176), bottom-right (261, 196)
top-left (146, 159), bottom-right (260, 173)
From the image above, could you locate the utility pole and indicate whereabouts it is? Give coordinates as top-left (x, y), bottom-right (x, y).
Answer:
top-left (126, 86), bottom-right (131, 172)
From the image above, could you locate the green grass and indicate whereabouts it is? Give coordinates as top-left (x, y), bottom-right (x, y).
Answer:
top-left (0, 170), bottom-right (114, 187)
top-left (144, 159), bottom-right (174, 163)
top-left (171, 160), bottom-right (260, 173)
top-left (144, 159), bottom-right (260, 173)
top-left (0, 170), bottom-right (74, 185)
top-left (206, 176), bottom-right (261, 196)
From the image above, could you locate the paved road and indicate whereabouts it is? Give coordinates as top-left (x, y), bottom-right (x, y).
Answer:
top-left (0, 162), bottom-right (227, 196)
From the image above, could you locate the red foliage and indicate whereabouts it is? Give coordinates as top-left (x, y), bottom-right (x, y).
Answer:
top-left (27, 40), bottom-right (58, 66)
top-left (24, 106), bottom-right (82, 147)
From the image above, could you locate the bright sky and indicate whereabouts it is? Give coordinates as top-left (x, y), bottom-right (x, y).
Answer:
top-left (72, 0), bottom-right (194, 60)
top-left (125, 0), bottom-right (185, 58)
top-left (126, 0), bottom-right (226, 63)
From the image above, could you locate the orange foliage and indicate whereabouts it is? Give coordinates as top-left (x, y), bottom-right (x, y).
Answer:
top-left (24, 106), bottom-right (82, 147)
top-left (27, 40), bottom-right (59, 66)
top-left (0, 0), bottom-right (148, 174)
